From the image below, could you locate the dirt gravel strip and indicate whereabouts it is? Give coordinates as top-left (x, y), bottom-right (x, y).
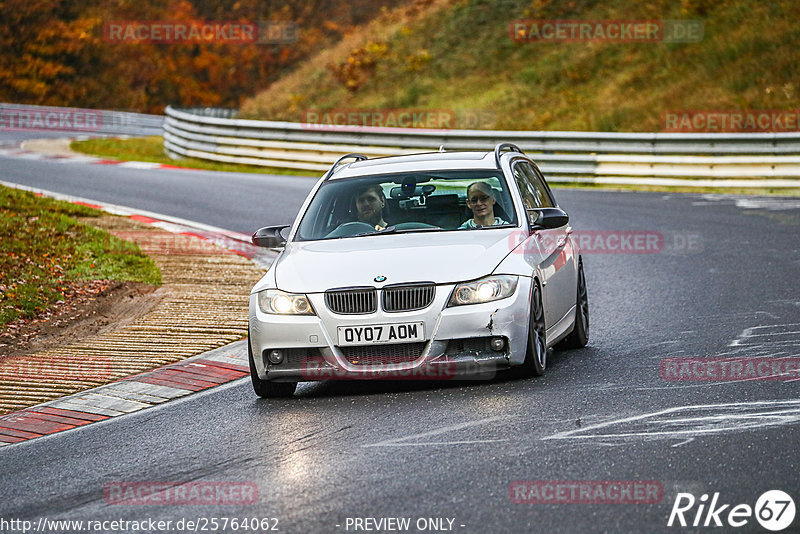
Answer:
top-left (0, 184), bottom-right (276, 418)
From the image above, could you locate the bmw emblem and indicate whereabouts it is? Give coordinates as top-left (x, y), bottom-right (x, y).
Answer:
top-left (374, 275), bottom-right (387, 283)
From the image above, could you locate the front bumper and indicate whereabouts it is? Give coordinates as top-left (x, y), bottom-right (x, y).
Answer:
top-left (248, 277), bottom-right (532, 382)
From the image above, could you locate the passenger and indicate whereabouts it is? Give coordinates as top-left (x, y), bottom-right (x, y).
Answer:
top-left (459, 182), bottom-right (509, 229)
top-left (355, 184), bottom-right (388, 230)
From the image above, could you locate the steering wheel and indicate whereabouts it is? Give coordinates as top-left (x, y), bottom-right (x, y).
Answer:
top-left (324, 221), bottom-right (377, 238)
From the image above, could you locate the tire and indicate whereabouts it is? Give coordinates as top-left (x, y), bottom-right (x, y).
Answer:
top-left (556, 259), bottom-right (589, 350)
top-left (517, 280), bottom-right (547, 377)
top-left (248, 336), bottom-right (297, 398)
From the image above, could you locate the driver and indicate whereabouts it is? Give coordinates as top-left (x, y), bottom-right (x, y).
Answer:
top-left (355, 184), bottom-right (388, 230)
top-left (459, 182), bottom-right (509, 229)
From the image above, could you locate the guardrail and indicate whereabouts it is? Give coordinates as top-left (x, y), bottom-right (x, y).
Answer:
top-left (164, 106), bottom-right (800, 187)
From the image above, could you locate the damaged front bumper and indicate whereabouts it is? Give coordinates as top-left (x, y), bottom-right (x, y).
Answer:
top-left (248, 277), bottom-right (532, 382)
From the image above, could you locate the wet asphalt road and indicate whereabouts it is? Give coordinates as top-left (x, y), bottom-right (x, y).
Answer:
top-left (1, 133), bottom-right (799, 533)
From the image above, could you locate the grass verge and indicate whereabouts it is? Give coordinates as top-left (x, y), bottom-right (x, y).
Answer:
top-left (0, 185), bottom-right (161, 328)
top-left (70, 136), bottom-right (316, 177)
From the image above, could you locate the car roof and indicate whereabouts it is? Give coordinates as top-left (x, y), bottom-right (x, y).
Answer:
top-left (329, 150), bottom-right (502, 179)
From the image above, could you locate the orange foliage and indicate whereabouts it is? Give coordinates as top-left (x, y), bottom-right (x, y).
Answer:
top-left (328, 41), bottom-right (388, 92)
top-left (0, 0), bottom-right (407, 112)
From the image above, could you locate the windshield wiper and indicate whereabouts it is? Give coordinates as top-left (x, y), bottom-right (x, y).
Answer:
top-left (456, 223), bottom-right (517, 230)
top-left (387, 226), bottom-right (443, 234)
top-left (352, 225), bottom-right (442, 237)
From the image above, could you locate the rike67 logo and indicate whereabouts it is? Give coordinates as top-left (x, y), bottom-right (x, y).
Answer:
top-left (668, 490), bottom-right (795, 531)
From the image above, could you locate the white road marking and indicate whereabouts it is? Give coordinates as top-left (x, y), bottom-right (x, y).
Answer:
top-left (729, 323), bottom-right (800, 346)
top-left (637, 376), bottom-right (787, 391)
top-left (735, 198), bottom-right (800, 210)
top-left (203, 352), bottom-right (248, 366)
top-left (56, 156), bottom-right (102, 164)
top-left (729, 326), bottom-right (756, 346)
top-left (45, 400), bottom-right (125, 417)
top-left (63, 392), bottom-right (151, 413)
top-left (699, 195), bottom-right (800, 211)
top-left (91, 387), bottom-right (169, 405)
top-left (737, 330), bottom-right (800, 338)
top-left (363, 415), bottom-right (509, 448)
top-left (671, 438), bottom-right (694, 448)
top-left (109, 380), bottom-right (192, 399)
top-left (542, 399), bottom-right (800, 441)
top-left (742, 323), bottom-right (800, 332)
top-left (733, 340), bottom-right (800, 349)
top-left (118, 161), bottom-right (161, 169)
top-left (710, 346), bottom-right (787, 358)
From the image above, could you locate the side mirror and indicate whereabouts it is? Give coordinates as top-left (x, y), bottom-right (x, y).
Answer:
top-left (252, 225), bottom-right (290, 248)
top-left (528, 207), bottom-right (569, 230)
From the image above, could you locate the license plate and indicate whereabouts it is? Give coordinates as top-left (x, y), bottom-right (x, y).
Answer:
top-left (337, 322), bottom-right (425, 346)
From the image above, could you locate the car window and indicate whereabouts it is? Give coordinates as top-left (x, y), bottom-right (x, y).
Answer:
top-left (512, 163), bottom-right (539, 210)
top-left (524, 162), bottom-right (557, 207)
top-left (514, 161), bottom-right (555, 208)
top-left (295, 170), bottom-right (517, 241)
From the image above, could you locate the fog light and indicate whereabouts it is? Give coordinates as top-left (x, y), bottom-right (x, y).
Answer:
top-left (490, 337), bottom-right (505, 351)
top-left (267, 349), bottom-right (284, 364)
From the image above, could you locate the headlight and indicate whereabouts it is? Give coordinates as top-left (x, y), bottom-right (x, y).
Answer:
top-left (447, 275), bottom-right (519, 307)
top-left (258, 289), bottom-right (315, 315)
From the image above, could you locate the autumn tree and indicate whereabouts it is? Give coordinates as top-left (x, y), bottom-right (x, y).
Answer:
top-left (0, 0), bottom-right (409, 112)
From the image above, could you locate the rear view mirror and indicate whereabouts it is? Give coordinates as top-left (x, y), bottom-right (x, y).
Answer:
top-left (528, 208), bottom-right (569, 230)
top-left (252, 225), bottom-right (290, 248)
top-left (389, 184), bottom-right (436, 199)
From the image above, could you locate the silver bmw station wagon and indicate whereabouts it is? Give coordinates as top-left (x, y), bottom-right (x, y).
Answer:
top-left (248, 143), bottom-right (588, 397)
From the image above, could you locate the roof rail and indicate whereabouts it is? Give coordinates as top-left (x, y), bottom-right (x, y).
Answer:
top-left (323, 153), bottom-right (368, 180)
top-left (494, 142), bottom-right (524, 167)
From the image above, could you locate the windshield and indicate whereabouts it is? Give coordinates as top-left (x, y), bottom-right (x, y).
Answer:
top-left (295, 170), bottom-right (518, 241)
